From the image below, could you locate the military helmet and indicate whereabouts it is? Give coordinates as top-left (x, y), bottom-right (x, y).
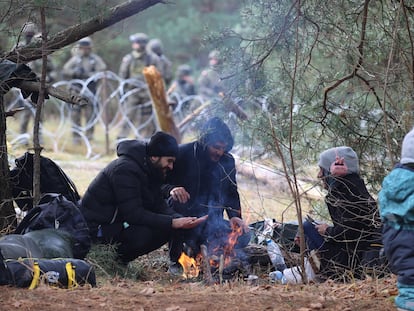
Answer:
top-left (129, 33), bottom-right (149, 45)
top-left (148, 38), bottom-right (163, 55)
top-left (22, 22), bottom-right (38, 36)
top-left (208, 50), bottom-right (220, 61)
top-left (177, 64), bottom-right (192, 77)
top-left (78, 37), bottom-right (93, 47)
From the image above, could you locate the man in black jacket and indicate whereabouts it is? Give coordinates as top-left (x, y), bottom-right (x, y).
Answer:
top-left (80, 132), bottom-right (206, 263)
top-left (163, 117), bottom-right (250, 274)
top-left (297, 146), bottom-right (381, 281)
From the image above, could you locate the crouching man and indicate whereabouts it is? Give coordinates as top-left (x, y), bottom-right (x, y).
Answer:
top-left (80, 132), bottom-right (206, 263)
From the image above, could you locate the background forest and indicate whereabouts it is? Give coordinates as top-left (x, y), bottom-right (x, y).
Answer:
top-left (0, 1), bottom-right (410, 309)
top-left (3, 0), bottom-right (413, 193)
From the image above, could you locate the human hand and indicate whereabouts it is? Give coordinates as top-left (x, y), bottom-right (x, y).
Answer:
top-left (229, 217), bottom-right (250, 233)
top-left (170, 187), bottom-right (190, 204)
top-left (315, 223), bottom-right (329, 235)
top-left (172, 215), bottom-right (208, 229)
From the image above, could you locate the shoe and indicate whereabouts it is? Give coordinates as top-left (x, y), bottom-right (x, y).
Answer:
top-left (168, 262), bottom-right (183, 276)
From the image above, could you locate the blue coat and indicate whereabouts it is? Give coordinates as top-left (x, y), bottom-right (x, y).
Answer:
top-left (379, 165), bottom-right (414, 285)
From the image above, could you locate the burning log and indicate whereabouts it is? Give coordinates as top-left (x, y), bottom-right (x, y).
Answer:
top-left (200, 244), bottom-right (214, 285)
top-left (143, 65), bottom-right (181, 142)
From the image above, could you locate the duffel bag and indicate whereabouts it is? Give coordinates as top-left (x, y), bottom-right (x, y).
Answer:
top-left (5, 258), bottom-right (96, 289)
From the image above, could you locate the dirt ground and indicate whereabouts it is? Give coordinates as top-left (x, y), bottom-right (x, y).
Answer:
top-left (0, 246), bottom-right (398, 311)
top-left (1, 154), bottom-right (398, 310)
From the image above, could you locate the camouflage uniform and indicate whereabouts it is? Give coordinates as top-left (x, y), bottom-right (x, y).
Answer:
top-left (171, 64), bottom-right (196, 97)
top-left (14, 22), bottom-right (55, 145)
top-left (117, 33), bottom-right (159, 139)
top-left (197, 50), bottom-right (224, 100)
top-left (62, 37), bottom-right (107, 143)
top-left (147, 38), bottom-right (173, 86)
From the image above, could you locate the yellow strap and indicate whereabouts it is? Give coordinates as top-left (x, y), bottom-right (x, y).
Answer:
top-left (65, 262), bottom-right (78, 289)
top-left (29, 262), bottom-right (40, 290)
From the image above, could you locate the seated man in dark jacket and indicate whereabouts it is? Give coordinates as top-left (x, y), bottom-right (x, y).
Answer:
top-left (297, 146), bottom-right (381, 281)
top-left (162, 117), bottom-right (250, 274)
top-left (80, 132), bottom-right (206, 263)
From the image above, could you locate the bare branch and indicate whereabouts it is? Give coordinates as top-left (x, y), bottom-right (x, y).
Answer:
top-left (4, 0), bottom-right (164, 63)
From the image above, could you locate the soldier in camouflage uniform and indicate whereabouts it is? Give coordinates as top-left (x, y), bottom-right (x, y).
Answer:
top-left (117, 33), bottom-right (159, 140)
top-left (13, 22), bottom-right (56, 146)
top-left (147, 38), bottom-right (173, 87)
top-left (197, 50), bottom-right (225, 100)
top-left (170, 64), bottom-right (196, 98)
top-left (62, 37), bottom-right (107, 144)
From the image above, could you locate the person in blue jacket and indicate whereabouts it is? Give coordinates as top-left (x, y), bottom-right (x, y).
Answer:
top-left (379, 127), bottom-right (414, 311)
top-left (162, 117), bottom-right (250, 275)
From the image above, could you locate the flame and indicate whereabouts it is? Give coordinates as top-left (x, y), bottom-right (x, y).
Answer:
top-left (209, 222), bottom-right (244, 268)
top-left (178, 252), bottom-right (200, 278)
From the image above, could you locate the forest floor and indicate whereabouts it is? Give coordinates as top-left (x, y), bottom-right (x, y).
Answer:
top-left (0, 245), bottom-right (398, 311)
top-left (0, 149), bottom-right (399, 310)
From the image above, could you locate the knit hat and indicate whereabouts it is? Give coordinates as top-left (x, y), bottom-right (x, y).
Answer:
top-left (199, 117), bottom-right (234, 151)
top-left (401, 127), bottom-right (414, 164)
top-left (146, 132), bottom-right (178, 157)
top-left (318, 146), bottom-right (359, 175)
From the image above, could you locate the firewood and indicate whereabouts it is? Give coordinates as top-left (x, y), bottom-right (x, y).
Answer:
top-left (143, 65), bottom-right (181, 142)
top-left (200, 244), bottom-right (214, 285)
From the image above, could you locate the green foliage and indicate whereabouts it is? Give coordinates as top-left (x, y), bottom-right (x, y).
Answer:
top-left (86, 243), bottom-right (147, 281)
top-left (213, 0), bottom-right (414, 190)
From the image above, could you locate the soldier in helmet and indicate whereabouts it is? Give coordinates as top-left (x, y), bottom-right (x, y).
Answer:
top-left (147, 38), bottom-right (173, 87)
top-left (11, 22), bottom-right (55, 146)
top-left (62, 37), bottom-right (107, 144)
top-left (168, 64), bottom-right (196, 98)
top-left (117, 33), bottom-right (159, 140)
top-left (197, 50), bottom-right (225, 100)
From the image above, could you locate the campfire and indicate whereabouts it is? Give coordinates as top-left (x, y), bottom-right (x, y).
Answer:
top-left (177, 219), bottom-right (248, 284)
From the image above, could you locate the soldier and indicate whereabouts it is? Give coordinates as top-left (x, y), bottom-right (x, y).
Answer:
top-left (197, 50), bottom-right (225, 100)
top-left (147, 38), bottom-right (173, 87)
top-left (62, 37), bottom-right (107, 144)
top-left (169, 64), bottom-right (196, 98)
top-left (13, 22), bottom-right (55, 146)
top-left (117, 33), bottom-right (159, 140)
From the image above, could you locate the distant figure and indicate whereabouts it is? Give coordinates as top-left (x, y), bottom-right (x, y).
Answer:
top-left (197, 50), bottom-right (225, 100)
top-left (169, 64), bottom-right (196, 98)
top-left (167, 64), bottom-right (197, 112)
top-left (117, 33), bottom-right (159, 140)
top-left (12, 22), bottom-right (56, 146)
top-left (147, 38), bottom-right (173, 87)
top-left (62, 37), bottom-right (107, 144)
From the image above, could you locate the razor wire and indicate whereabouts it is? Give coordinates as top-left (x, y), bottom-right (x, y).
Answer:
top-left (5, 71), bottom-right (210, 159)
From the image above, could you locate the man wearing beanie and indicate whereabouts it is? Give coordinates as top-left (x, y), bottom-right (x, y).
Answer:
top-left (296, 146), bottom-right (380, 282)
top-left (162, 117), bottom-right (250, 275)
top-left (80, 131), bottom-right (206, 263)
top-left (379, 128), bottom-right (414, 311)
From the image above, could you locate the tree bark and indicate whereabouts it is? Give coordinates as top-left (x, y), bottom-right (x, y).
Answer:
top-left (0, 95), bottom-right (17, 232)
top-left (143, 65), bottom-right (181, 142)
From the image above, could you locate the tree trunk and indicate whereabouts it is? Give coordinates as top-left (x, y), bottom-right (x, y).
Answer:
top-left (143, 65), bottom-right (181, 143)
top-left (0, 95), bottom-right (17, 232)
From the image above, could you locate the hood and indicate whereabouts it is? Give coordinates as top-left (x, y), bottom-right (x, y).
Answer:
top-left (117, 140), bottom-right (147, 163)
top-left (199, 117), bottom-right (234, 152)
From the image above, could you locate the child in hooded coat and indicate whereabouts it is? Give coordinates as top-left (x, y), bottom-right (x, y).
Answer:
top-left (379, 127), bottom-right (414, 311)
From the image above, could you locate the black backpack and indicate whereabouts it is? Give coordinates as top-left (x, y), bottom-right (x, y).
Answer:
top-left (10, 152), bottom-right (81, 211)
top-left (14, 193), bottom-right (91, 259)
